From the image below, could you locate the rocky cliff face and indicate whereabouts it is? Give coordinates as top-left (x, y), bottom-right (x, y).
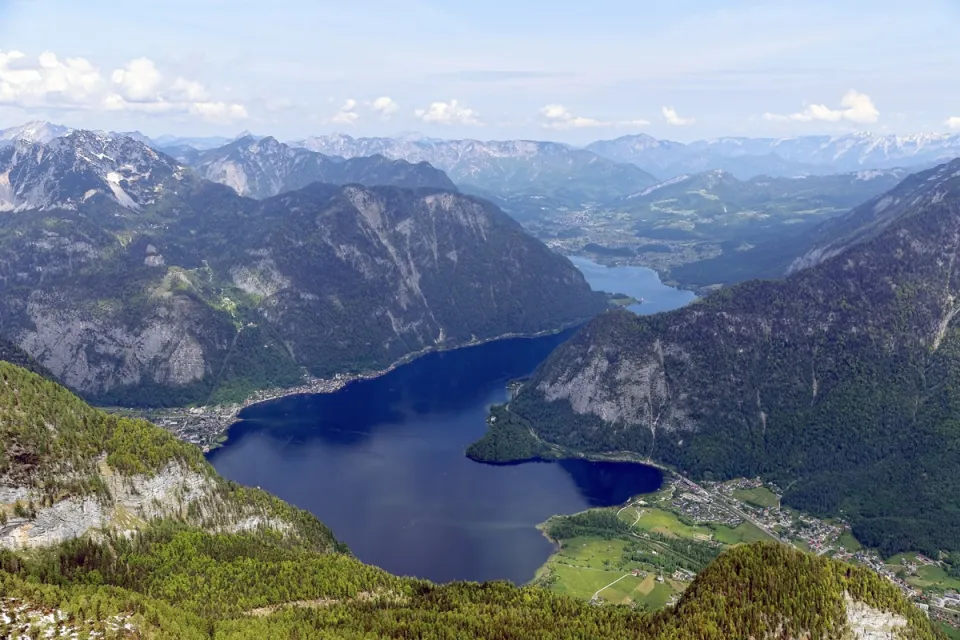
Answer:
top-left (0, 132), bottom-right (605, 405)
top-left (0, 362), bottom-right (338, 551)
top-left (0, 461), bottom-right (211, 549)
top-left (487, 158), bottom-right (960, 557)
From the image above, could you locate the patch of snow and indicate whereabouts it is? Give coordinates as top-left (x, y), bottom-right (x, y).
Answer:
top-left (105, 171), bottom-right (139, 210)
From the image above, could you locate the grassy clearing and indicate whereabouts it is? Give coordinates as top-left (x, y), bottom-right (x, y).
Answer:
top-left (882, 553), bottom-right (960, 591)
top-left (604, 577), bottom-right (676, 610)
top-left (838, 531), bottom-right (862, 552)
top-left (634, 508), bottom-right (712, 540)
top-left (887, 552), bottom-right (918, 565)
top-left (548, 563), bottom-right (622, 600)
top-left (539, 534), bottom-right (687, 609)
top-left (938, 622), bottom-right (960, 640)
top-left (911, 565), bottom-right (960, 590)
top-left (551, 537), bottom-right (632, 572)
top-left (710, 521), bottom-right (772, 545)
top-left (732, 486), bottom-right (780, 509)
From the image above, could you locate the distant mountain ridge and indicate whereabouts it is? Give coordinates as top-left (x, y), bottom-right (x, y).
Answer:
top-left (6, 119), bottom-right (960, 186)
top-left (189, 135), bottom-right (456, 198)
top-left (0, 120), bottom-right (72, 145)
top-left (589, 131), bottom-right (960, 178)
top-left (291, 133), bottom-right (659, 202)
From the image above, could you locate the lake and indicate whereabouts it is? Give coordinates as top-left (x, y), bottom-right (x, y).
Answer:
top-left (567, 255), bottom-right (697, 314)
top-left (208, 259), bottom-right (693, 584)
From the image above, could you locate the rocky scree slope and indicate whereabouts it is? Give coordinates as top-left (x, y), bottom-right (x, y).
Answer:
top-left (189, 135), bottom-right (456, 198)
top-left (0, 131), bottom-right (606, 406)
top-left (474, 158), bottom-right (960, 558)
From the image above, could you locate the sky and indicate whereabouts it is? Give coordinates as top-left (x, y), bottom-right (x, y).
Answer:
top-left (0, 0), bottom-right (958, 143)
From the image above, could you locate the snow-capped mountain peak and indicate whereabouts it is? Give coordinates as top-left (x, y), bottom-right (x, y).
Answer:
top-left (0, 130), bottom-right (186, 213)
top-left (0, 121), bottom-right (73, 145)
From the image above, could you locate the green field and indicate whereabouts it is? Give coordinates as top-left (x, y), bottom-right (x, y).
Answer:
top-left (887, 552), bottom-right (919, 565)
top-left (910, 564), bottom-right (960, 590)
top-left (539, 536), bottom-right (684, 608)
top-left (633, 508), bottom-right (713, 540)
top-left (938, 622), bottom-right (960, 640)
top-left (538, 502), bottom-right (781, 612)
top-left (838, 531), bottom-right (862, 552)
top-left (710, 521), bottom-right (773, 545)
top-left (732, 486), bottom-right (780, 509)
top-left (602, 575), bottom-right (677, 609)
top-left (883, 553), bottom-right (960, 591)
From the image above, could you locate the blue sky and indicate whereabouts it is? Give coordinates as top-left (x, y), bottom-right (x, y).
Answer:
top-left (1, 0), bottom-right (958, 142)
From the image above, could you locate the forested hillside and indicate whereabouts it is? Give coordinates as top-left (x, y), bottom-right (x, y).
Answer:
top-left (472, 158), bottom-right (960, 558)
top-left (0, 527), bottom-right (942, 637)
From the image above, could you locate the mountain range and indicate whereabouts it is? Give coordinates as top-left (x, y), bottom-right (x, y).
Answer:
top-left (187, 135), bottom-right (456, 198)
top-left (294, 133), bottom-right (660, 203)
top-left (301, 130), bottom-right (960, 181)
top-left (5, 120), bottom-right (960, 181)
top-left (0, 130), bottom-right (606, 406)
top-left (470, 157), bottom-right (960, 558)
top-left (589, 132), bottom-right (960, 178)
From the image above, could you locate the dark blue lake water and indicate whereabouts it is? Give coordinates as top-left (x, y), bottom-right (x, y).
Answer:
top-left (208, 258), bottom-right (692, 584)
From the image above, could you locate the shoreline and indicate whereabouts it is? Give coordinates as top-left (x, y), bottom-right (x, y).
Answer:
top-left (131, 321), bottom-right (585, 453)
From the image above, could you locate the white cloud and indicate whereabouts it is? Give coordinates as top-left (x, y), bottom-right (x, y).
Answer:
top-left (662, 106), bottom-right (695, 126)
top-left (0, 50), bottom-right (104, 108)
top-left (327, 98), bottom-right (359, 125)
top-left (946, 117), bottom-right (960, 131)
top-left (188, 102), bottom-right (249, 122)
top-left (111, 58), bottom-right (163, 102)
top-left (0, 49), bottom-right (247, 124)
top-left (539, 104), bottom-right (649, 129)
top-left (414, 99), bottom-right (482, 125)
top-left (371, 96), bottom-right (399, 118)
top-left (170, 77), bottom-right (209, 102)
top-left (763, 90), bottom-right (879, 125)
